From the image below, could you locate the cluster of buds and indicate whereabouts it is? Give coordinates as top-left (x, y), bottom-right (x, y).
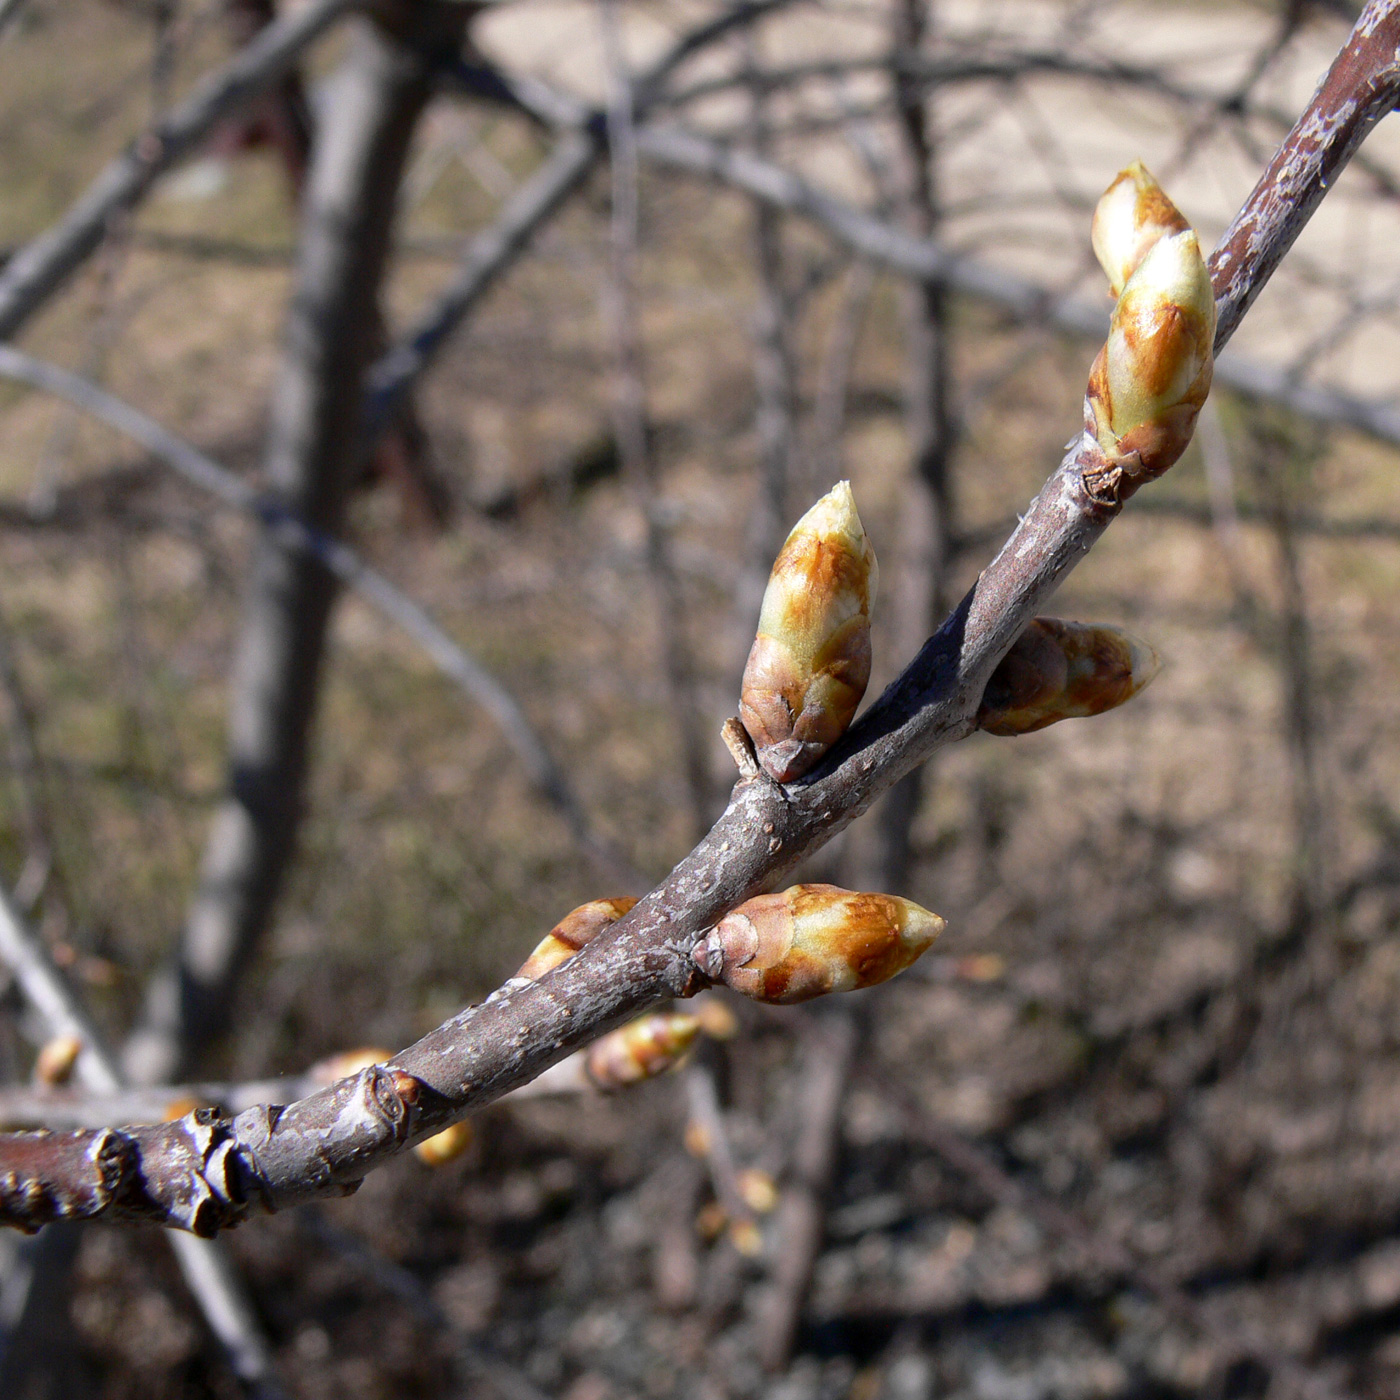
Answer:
top-left (739, 480), bottom-right (877, 782)
top-left (977, 618), bottom-right (1160, 736)
top-left (1085, 161), bottom-right (1216, 494)
top-left (694, 884), bottom-right (943, 1004)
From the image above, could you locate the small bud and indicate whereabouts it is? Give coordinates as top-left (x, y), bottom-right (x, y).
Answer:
top-left (1087, 228), bottom-right (1216, 481)
top-left (690, 993), bottom-right (740, 1041)
top-left (956, 953), bottom-right (1006, 983)
top-left (695, 884), bottom-right (943, 1004)
top-left (34, 1034), bottom-right (82, 1087)
top-left (739, 481), bottom-right (878, 782)
top-left (977, 618), bottom-right (1160, 737)
top-left (515, 897), bottom-right (639, 981)
top-left (414, 1119), bottom-right (475, 1167)
top-left (310, 1047), bottom-right (394, 1084)
top-left (729, 1219), bottom-right (765, 1257)
top-left (695, 1201), bottom-right (728, 1241)
top-left (162, 1095), bottom-right (205, 1122)
top-left (684, 1119), bottom-right (712, 1158)
top-left (585, 1012), bottom-right (701, 1089)
top-left (1091, 161), bottom-right (1189, 299)
top-left (736, 1168), bottom-right (779, 1214)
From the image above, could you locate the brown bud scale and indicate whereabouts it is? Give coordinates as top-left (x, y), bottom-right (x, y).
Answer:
top-left (515, 896), bottom-right (639, 981)
top-left (978, 618), bottom-right (1160, 736)
top-left (695, 884), bottom-right (943, 1004)
top-left (740, 482), bottom-right (877, 782)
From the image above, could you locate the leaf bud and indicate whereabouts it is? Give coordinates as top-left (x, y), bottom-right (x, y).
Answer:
top-left (515, 896), bottom-right (639, 981)
top-left (977, 618), bottom-right (1160, 737)
top-left (1087, 227), bottom-right (1216, 481)
top-left (739, 481), bottom-right (878, 783)
top-left (1091, 160), bottom-right (1189, 298)
top-left (585, 1011), bottom-right (701, 1088)
top-left (736, 1168), bottom-right (778, 1214)
top-left (414, 1119), bottom-right (475, 1167)
top-left (34, 1034), bottom-right (83, 1087)
top-left (694, 884), bottom-right (943, 1004)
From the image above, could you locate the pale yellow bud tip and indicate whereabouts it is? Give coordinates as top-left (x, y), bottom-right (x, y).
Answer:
top-left (1091, 160), bottom-right (1189, 298)
top-left (35, 1034), bottom-right (83, 1087)
top-left (414, 1119), bottom-right (475, 1167)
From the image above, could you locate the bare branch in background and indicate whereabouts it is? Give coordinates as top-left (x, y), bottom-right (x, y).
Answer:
top-left (0, 346), bottom-right (646, 890)
top-left (629, 126), bottom-right (1400, 447)
top-left (755, 1008), bottom-right (857, 1371)
top-left (597, 0), bottom-right (712, 835)
top-left (0, 0), bottom-right (358, 341)
top-left (122, 4), bottom-right (469, 1088)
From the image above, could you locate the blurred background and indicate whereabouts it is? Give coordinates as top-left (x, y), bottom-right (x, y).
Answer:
top-left (3, 0), bottom-right (1400, 1396)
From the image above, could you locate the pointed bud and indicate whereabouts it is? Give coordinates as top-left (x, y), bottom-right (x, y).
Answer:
top-left (977, 618), bottom-right (1160, 737)
top-left (1087, 228), bottom-right (1216, 481)
top-left (1091, 161), bottom-right (1189, 298)
top-left (414, 1119), bottom-right (475, 1167)
top-left (515, 896), bottom-right (639, 981)
top-left (740, 481), bottom-right (878, 783)
top-left (34, 1034), bottom-right (83, 1087)
top-left (585, 1012), bottom-right (700, 1088)
top-left (694, 884), bottom-right (943, 1004)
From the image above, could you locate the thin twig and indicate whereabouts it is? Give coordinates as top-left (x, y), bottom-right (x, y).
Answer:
top-left (629, 123), bottom-right (1400, 448)
top-left (0, 0), bottom-right (357, 340)
top-left (0, 344), bottom-right (644, 894)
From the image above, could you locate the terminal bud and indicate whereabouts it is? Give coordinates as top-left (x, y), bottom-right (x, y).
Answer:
top-left (978, 618), bottom-right (1160, 736)
top-left (740, 481), bottom-right (878, 782)
top-left (1087, 226), bottom-right (1216, 483)
top-left (1091, 160), bottom-right (1189, 298)
top-left (694, 884), bottom-right (943, 1004)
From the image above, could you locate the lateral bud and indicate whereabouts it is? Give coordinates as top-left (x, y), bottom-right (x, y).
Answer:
top-left (515, 896), bottom-right (639, 981)
top-left (694, 884), bottom-right (943, 1004)
top-left (977, 618), bottom-right (1160, 736)
top-left (414, 1120), bottom-right (475, 1167)
top-left (585, 1012), bottom-right (701, 1089)
top-left (739, 481), bottom-right (878, 783)
top-left (1091, 160), bottom-right (1189, 298)
top-left (34, 1034), bottom-right (83, 1087)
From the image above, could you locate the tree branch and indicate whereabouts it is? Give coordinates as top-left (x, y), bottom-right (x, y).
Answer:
top-left (1, 0), bottom-right (1398, 1238)
top-left (0, 0), bottom-right (358, 341)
